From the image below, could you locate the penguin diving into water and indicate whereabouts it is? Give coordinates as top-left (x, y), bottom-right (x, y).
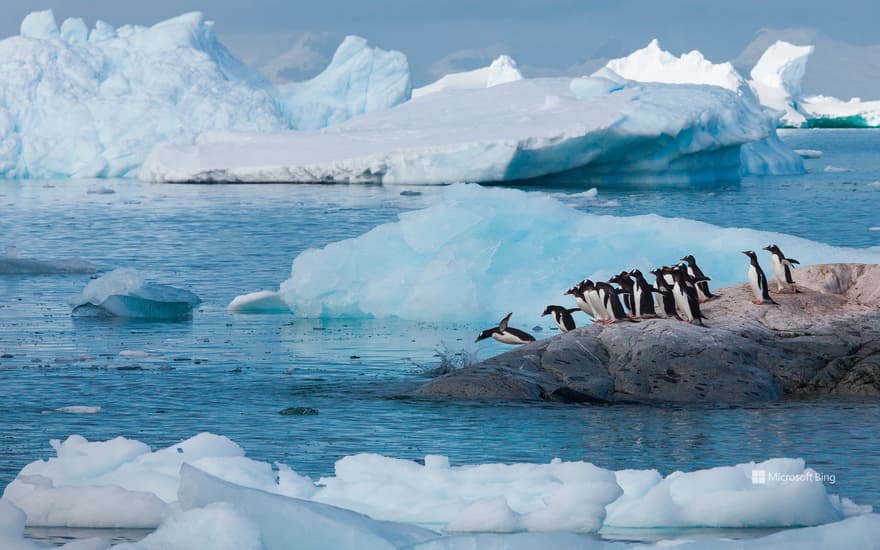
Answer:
top-left (741, 251), bottom-right (778, 305)
top-left (762, 244), bottom-right (800, 294)
top-left (475, 312), bottom-right (536, 345)
top-left (542, 305), bottom-right (578, 332)
top-left (680, 254), bottom-right (715, 302)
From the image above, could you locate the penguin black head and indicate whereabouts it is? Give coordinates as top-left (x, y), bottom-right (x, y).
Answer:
top-left (741, 250), bottom-right (756, 258)
top-left (582, 279), bottom-right (595, 291)
top-left (564, 285), bottom-right (578, 296)
top-left (629, 269), bottom-right (644, 278)
top-left (475, 328), bottom-right (497, 342)
top-left (542, 305), bottom-right (566, 317)
top-left (680, 254), bottom-right (696, 265)
top-left (763, 244), bottom-right (781, 255)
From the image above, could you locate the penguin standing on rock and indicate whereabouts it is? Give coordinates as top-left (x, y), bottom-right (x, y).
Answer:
top-left (594, 281), bottom-right (629, 323)
top-left (670, 266), bottom-right (705, 325)
top-left (649, 268), bottom-right (678, 318)
top-left (565, 280), bottom-right (601, 322)
top-left (680, 255), bottom-right (715, 301)
top-left (741, 251), bottom-right (778, 305)
top-left (542, 305), bottom-right (578, 332)
top-left (475, 313), bottom-right (536, 344)
top-left (609, 272), bottom-right (635, 315)
top-left (763, 244), bottom-right (801, 294)
top-left (629, 269), bottom-right (658, 317)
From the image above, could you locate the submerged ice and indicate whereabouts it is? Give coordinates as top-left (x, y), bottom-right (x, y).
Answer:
top-left (71, 268), bottom-right (200, 320)
top-left (253, 185), bottom-right (880, 324)
top-left (0, 433), bottom-right (876, 549)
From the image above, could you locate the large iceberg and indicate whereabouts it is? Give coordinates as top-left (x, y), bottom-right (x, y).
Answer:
top-left (412, 55), bottom-right (523, 99)
top-left (142, 75), bottom-right (803, 184)
top-left (249, 185), bottom-right (880, 324)
top-left (0, 11), bottom-right (410, 178)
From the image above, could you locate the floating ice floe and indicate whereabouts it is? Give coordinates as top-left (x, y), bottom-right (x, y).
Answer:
top-left (793, 148), bottom-right (822, 159)
top-left (70, 268), bottom-right (200, 320)
top-left (142, 74), bottom-right (803, 183)
top-left (227, 290), bottom-right (291, 314)
top-left (226, 185), bottom-right (880, 324)
top-left (0, 10), bottom-right (409, 178)
top-left (412, 55), bottom-right (523, 99)
top-left (52, 406), bottom-right (102, 414)
top-left (0, 246), bottom-right (96, 275)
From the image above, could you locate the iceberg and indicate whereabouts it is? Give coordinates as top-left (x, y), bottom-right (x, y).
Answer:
top-left (276, 36), bottom-right (411, 131)
top-left (259, 185), bottom-right (880, 324)
top-left (142, 75), bottom-right (803, 184)
top-left (412, 55), bottom-right (523, 99)
top-left (749, 41), bottom-right (880, 127)
top-left (595, 39), bottom-right (753, 98)
top-left (0, 11), bottom-right (411, 178)
top-left (70, 268), bottom-right (200, 320)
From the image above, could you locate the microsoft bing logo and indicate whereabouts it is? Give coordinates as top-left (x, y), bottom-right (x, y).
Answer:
top-left (751, 469), bottom-right (767, 484)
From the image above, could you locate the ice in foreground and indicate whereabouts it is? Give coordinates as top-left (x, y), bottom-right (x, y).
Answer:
top-left (70, 268), bottom-right (200, 320)
top-left (2, 433), bottom-right (871, 539)
top-left (227, 185), bottom-right (880, 324)
top-left (141, 74), bottom-right (803, 184)
top-left (0, 11), bottom-right (409, 178)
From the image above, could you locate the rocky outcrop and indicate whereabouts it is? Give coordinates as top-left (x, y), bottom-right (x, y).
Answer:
top-left (414, 264), bottom-right (880, 403)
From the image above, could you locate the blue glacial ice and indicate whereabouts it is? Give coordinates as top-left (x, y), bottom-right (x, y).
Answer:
top-left (142, 74), bottom-right (804, 184)
top-left (256, 184), bottom-right (880, 324)
top-left (70, 268), bottom-right (200, 320)
top-left (0, 11), bottom-right (410, 178)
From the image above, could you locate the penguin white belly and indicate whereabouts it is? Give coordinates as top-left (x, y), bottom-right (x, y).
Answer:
top-left (552, 312), bottom-right (568, 332)
top-left (770, 255), bottom-right (785, 290)
top-left (492, 331), bottom-right (529, 345)
top-left (588, 291), bottom-right (608, 321)
top-left (632, 285), bottom-right (643, 316)
top-left (748, 265), bottom-right (763, 301)
top-left (672, 285), bottom-right (693, 321)
top-left (575, 296), bottom-right (596, 319)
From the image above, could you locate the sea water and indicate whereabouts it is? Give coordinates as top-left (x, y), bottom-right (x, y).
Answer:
top-left (1, 130), bottom-right (879, 545)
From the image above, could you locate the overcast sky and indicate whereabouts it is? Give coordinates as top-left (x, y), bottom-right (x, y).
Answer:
top-left (1, 1), bottom-right (878, 85)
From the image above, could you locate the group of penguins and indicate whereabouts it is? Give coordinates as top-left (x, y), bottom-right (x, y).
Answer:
top-left (476, 244), bottom-right (800, 345)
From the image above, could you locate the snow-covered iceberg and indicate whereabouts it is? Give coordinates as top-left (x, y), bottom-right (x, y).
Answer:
top-left (246, 184), bottom-right (880, 324)
top-left (0, 11), bottom-right (410, 178)
top-left (595, 39), bottom-right (753, 98)
top-left (276, 35), bottom-right (411, 131)
top-left (70, 268), bottom-right (200, 320)
top-left (142, 75), bottom-right (803, 184)
top-left (2, 433), bottom-right (870, 538)
top-left (412, 55), bottom-right (523, 99)
top-left (749, 41), bottom-right (880, 127)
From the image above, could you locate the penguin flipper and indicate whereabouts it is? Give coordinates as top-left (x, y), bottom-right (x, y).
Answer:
top-left (784, 258), bottom-right (800, 266)
top-left (499, 312), bottom-right (512, 331)
top-left (566, 307), bottom-right (580, 314)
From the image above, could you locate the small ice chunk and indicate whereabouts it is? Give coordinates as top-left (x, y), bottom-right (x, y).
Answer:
top-left (119, 350), bottom-right (150, 358)
top-left (71, 268), bottom-right (200, 320)
top-left (794, 149), bottom-right (822, 159)
top-left (227, 290), bottom-right (290, 314)
top-left (55, 406), bottom-right (102, 414)
top-left (824, 165), bottom-right (852, 173)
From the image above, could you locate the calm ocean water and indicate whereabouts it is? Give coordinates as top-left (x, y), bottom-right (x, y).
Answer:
top-left (1, 129), bottom-right (879, 545)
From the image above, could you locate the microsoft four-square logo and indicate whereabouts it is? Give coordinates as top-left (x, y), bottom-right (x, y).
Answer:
top-left (751, 469), bottom-right (767, 484)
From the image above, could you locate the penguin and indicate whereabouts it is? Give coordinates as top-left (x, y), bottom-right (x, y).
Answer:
top-left (762, 244), bottom-right (800, 293)
top-left (680, 254), bottom-right (715, 301)
top-left (670, 266), bottom-right (705, 325)
top-left (649, 267), bottom-right (678, 318)
top-left (542, 305), bottom-right (578, 332)
top-left (565, 280), bottom-right (601, 322)
top-left (741, 251), bottom-right (778, 305)
top-left (629, 269), bottom-right (657, 317)
top-left (475, 312), bottom-right (536, 344)
top-left (594, 281), bottom-right (629, 323)
top-left (609, 272), bottom-right (635, 315)
top-left (581, 279), bottom-right (611, 323)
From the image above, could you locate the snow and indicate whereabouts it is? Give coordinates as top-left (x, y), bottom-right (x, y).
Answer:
top-left (596, 39), bottom-right (752, 97)
top-left (276, 35), bottom-right (411, 131)
top-left (255, 184), bottom-right (880, 324)
top-left (70, 268), bottom-right (200, 320)
top-left (142, 77), bottom-right (803, 184)
top-left (0, 11), bottom-right (412, 178)
top-left (412, 55), bottom-right (523, 99)
top-left (227, 290), bottom-right (291, 313)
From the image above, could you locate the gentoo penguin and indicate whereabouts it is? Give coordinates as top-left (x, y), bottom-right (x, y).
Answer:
top-left (475, 312), bottom-right (536, 344)
top-left (741, 251), bottom-right (778, 305)
top-left (542, 305), bottom-right (578, 332)
top-left (609, 272), bottom-right (635, 315)
top-left (680, 255), bottom-right (715, 301)
top-left (629, 269), bottom-right (657, 317)
top-left (762, 244), bottom-right (800, 293)
top-left (565, 281), bottom-right (599, 322)
top-left (649, 267), bottom-right (678, 318)
top-left (594, 281), bottom-right (628, 323)
top-left (670, 266), bottom-right (705, 325)
top-left (579, 279), bottom-right (611, 323)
